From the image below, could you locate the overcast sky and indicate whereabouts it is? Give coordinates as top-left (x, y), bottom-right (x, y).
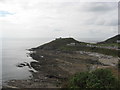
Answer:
top-left (0, 0), bottom-right (118, 41)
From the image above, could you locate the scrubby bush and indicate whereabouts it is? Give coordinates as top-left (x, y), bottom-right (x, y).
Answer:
top-left (64, 69), bottom-right (119, 89)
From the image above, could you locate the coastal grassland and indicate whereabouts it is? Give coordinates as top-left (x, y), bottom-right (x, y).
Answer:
top-left (31, 38), bottom-right (119, 57)
top-left (59, 45), bottom-right (119, 57)
top-left (96, 43), bottom-right (118, 47)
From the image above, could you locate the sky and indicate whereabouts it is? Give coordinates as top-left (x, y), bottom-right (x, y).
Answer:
top-left (0, 0), bottom-right (119, 41)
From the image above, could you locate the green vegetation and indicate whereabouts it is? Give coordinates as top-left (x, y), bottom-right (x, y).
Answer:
top-left (63, 69), bottom-right (119, 89)
top-left (96, 43), bottom-right (118, 47)
top-left (99, 35), bottom-right (119, 44)
top-left (35, 38), bottom-right (82, 50)
top-left (60, 45), bottom-right (118, 57)
top-left (33, 37), bottom-right (119, 57)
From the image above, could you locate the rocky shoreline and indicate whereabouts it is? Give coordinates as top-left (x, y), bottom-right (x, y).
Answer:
top-left (2, 38), bottom-right (119, 89)
top-left (3, 49), bottom-right (118, 89)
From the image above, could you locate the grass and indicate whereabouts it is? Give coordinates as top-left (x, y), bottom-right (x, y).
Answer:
top-left (34, 37), bottom-right (119, 57)
top-left (96, 43), bottom-right (118, 47)
top-left (59, 45), bottom-right (119, 57)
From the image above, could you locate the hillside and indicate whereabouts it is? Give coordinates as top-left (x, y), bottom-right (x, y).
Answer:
top-left (31, 37), bottom-right (86, 50)
top-left (30, 37), bottom-right (118, 57)
top-left (31, 35), bottom-right (120, 51)
top-left (99, 34), bottom-right (120, 44)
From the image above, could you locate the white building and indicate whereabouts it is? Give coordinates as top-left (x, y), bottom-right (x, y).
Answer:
top-left (67, 43), bottom-right (76, 46)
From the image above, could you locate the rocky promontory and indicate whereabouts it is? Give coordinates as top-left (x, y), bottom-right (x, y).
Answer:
top-left (4, 37), bottom-right (119, 89)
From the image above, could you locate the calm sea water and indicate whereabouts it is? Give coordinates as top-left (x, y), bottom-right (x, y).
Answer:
top-left (1, 38), bottom-right (53, 86)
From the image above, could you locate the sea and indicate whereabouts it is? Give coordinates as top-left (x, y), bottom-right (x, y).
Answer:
top-left (0, 37), bottom-right (101, 88)
top-left (0, 38), bottom-right (53, 87)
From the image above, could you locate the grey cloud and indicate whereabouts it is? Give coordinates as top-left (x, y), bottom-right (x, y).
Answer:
top-left (105, 20), bottom-right (118, 26)
top-left (83, 2), bottom-right (117, 12)
top-left (85, 18), bottom-right (118, 26)
top-left (84, 9), bottom-right (117, 26)
top-left (0, 1), bottom-right (118, 40)
top-left (0, 0), bottom-right (5, 2)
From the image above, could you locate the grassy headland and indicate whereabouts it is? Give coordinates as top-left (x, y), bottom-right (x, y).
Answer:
top-left (4, 35), bottom-right (119, 89)
top-left (31, 37), bottom-right (119, 57)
